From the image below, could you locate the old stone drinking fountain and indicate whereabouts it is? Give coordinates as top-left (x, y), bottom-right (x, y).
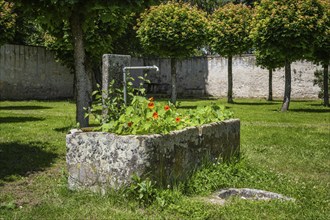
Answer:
top-left (66, 54), bottom-right (240, 193)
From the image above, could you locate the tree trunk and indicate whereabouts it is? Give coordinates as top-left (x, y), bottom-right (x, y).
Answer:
top-left (323, 63), bottom-right (329, 107)
top-left (227, 56), bottom-right (234, 103)
top-left (170, 58), bottom-right (177, 105)
top-left (281, 61), bottom-right (291, 112)
top-left (267, 69), bottom-right (273, 101)
top-left (86, 54), bottom-right (101, 91)
top-left (70, 11), bottom-right (92, 127)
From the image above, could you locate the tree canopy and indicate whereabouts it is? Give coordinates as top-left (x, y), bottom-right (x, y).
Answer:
top-left (310, 0), bottom-right (330, 66)
top-left (0, 0), bottom-right (16, 46)
top-left (309, 0), bottom-right (330, 106)
top-left (179, 0), bottom-right (234, 13)
top-left (136, 1), bottom-right (208, 58)
top-left (250, 0), bottom-right (325, 64)
top-left (209, 3), bottom-right (252, 57)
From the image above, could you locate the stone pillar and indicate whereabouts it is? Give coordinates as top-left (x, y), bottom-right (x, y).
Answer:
top-left (102, 54), bottom-right (131, 122)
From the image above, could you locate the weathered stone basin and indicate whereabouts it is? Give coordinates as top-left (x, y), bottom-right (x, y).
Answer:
top-left (66, 119), bottom-right (240, 192)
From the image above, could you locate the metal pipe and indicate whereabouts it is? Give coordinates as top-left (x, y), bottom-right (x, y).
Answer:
top-left (122, 65), bottom-right (159, 105)
top-left (123, 65), bottom-right (159, 72)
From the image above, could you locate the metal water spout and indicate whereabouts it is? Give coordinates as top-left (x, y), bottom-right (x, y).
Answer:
top-left (122, 65), bottom-right (159, 105)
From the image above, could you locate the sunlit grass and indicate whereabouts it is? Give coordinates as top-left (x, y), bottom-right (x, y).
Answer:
top-left (0, 98), bottom-right (329, 219)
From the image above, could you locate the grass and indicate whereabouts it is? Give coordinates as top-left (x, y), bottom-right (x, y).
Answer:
top-left (0, 98), bottom-right (329, 219)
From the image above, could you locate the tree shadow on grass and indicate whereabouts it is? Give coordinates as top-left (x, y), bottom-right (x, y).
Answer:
top-left (0, 117), bottom-right (45, 123)
top-left (289, 108), bottom-right (330, 113)
top-left (291, 100), bottom-right (315, 102)
top-left (232, 101), bottom-right (281, 106)
top-left (310, 103), bottom-right (330, 107)
top-left (0, 142), bottom-right (58, 184)
top-left (53, 126), bottom-right (73, 133)
top-left (0, 106), bottom-right (52, 110)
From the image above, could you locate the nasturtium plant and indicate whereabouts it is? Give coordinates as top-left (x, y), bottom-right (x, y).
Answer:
top-left (89, 73), bottom-right (233, 135)
top-left (100, 96), bottom-right (233, 135)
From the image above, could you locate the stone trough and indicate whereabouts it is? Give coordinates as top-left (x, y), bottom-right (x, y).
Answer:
top-left (66, 119), bottom-right (240, 192)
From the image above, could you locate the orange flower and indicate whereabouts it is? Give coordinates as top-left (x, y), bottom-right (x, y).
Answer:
top-left (148, 102), bottom-right (155, 109)
top-left (153, 112), bottom-right (159, 119)
top-left (127, 122), bottom-right (133, 127)
top-left (148, 97), bottom-right (154, 102)
top-left (164, 105), bottom-right (170, 111)
top-left (175, 117), bottom-right (180, 123)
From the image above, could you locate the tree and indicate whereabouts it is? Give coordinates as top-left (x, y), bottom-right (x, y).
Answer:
top-left (254, 51), bottom-right (285, 101)
top-left (0, 0), bottom-right (16, 46)
top-left (251, 0), bottom-right (326, 111)
top-left (209, 3), bottom-right (253, 103)
top-left (136, 1), bottom-right (208, 104)
top-left (14, 0), bottom-right (152, 127)
top-left (309, 0), bottom-right (329, 107)
top-left (40, 4), bottom-right (144, 93)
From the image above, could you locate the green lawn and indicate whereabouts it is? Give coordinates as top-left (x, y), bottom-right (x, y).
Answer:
top-left (0, 99), bottom-right (329, 219)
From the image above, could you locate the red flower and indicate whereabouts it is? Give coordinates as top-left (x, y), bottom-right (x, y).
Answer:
top-left (148, 97), bottom-right (154, 102)
top-left (175, 117), bottom-right (180, 123)
top-left (127, 122), bottom-right (133, 127)
top-left (148, 102), bottom-right (155, 110)
top-left (164, 105), bottom-right (170, 111)
top-left (153, 112), bottom-right (159, 119)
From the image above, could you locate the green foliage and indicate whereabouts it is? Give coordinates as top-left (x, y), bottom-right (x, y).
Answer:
top-left (154, 188), bottom-right (182, 209)
top-left (187, 103), bottom-right (233, 125)
top-left (40, 4), bottom-right (141, 70)
top-left (3, 2), bottom-right (47, 46)
top-left (90, 74), bottom-right (233, 135)
top-left (100, 95), bottom-right (233, 135)
top-left (87, 73), bottom-right (150, 124)
top-left (254, 50), bottom-right (285, 70)
top-left (0, 0), bottom-right (16, 45)
top-left (314, 69), bottom-right (330, 99)
top-left (136, 1), bottom-right (208, 58)
top-left (250, 0), bottom-right (326, 64)
top-left (125, 175), bottom-right (157, 207)
top-left (310, 0), bottom-right (330, 66)
top-left (178, 0), bottom-right (235, 13)
top-left (101, 96), bottom-right (182, 135)
top-left (208, 3), bottom-right (253, 57)
top-left (124, 174), bottom-right (183, 208)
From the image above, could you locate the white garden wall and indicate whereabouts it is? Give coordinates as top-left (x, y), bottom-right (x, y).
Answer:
top-left (0, 44), bottom-right (322, 100)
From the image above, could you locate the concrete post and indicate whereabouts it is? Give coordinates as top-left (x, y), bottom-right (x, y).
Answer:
top-left (102, 54), bottom-right (131, 122)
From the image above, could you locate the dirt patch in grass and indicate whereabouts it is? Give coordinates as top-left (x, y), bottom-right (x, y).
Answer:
top-left (0, 161), bottom-right (65, 209)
